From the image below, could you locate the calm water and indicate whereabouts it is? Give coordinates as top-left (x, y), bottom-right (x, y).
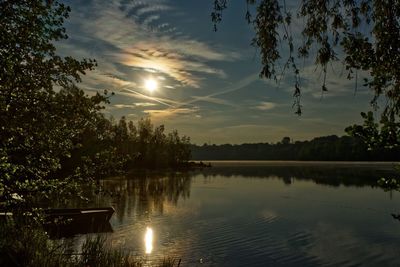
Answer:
top-left (83, 161), bottom-right (400, 266)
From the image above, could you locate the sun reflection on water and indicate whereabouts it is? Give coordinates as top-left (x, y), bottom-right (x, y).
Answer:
top-left (144, 227), bottom-right (153, 254)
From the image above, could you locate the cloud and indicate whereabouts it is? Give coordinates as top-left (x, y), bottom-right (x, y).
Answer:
top-left (301, 62), bottom-right (371, 99)
top-left (116, 87), bottom-right (181, 107)
top-left (107, 72), bottom-right (262, 119)
top-left (202, 123), bottom-right (291, 144)
top-left (113, 104), bottom-right (137, 109)
top-left (143, 107), bottom-right (199, 118)
top-left (161, 72), bottom-right (259, 110)
top-left (190, 96), bottom-right (234, 106)
top-left (254, 101), bottom-right (277, 111)
top-left (135, 102), bottom-right (157, 107)
top-left (66, 0), bottom-right (239, 88)
top-left (213, 124), bottom-right (286, 131)
top-left (123, 1), bottom-right (173, 20)
top-left (114, 46), bottom-right (227, 87)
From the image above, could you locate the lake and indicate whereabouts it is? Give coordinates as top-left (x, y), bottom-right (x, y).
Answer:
top-left (79, 161), bottom-right (400, 266)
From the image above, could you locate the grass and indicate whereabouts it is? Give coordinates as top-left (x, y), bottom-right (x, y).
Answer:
top-left (0, 220), bottom-right (180, 267)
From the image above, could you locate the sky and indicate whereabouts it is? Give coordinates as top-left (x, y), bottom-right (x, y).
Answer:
top-left (59, 0), bottom-right (376, 144)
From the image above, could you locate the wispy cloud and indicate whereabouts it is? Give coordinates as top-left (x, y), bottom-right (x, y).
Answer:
top-left (105, 72), bottom-right (260, 119)
top-left (114, 46), bottom-right (227, 87)
top-left (164, 73), bottom-right (260, 111)
top-left (212, 124), bottom-right (286, 131)
top-left (117, 88), bottom-right (179, 107)
top-left (254, 101), bottom-right (277, 111)
top-left (113, 104), bottom-right (137, 109)
top-left (205, 124), bottom-right (291, 144)
top-left (136, 72), bottom-right (260, 118)
top-left (143, 107), bottom-right (199, 118)
top-left (135, 102), bottom-right (157, 107)
top-left (61, 0), bottom-right (262, 124)
top-left (190, 96), bottom-right (234, 106)
top-left (66, 0), bottom-right (239, 89)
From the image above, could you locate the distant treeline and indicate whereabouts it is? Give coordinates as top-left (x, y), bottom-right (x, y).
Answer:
top-left (60, 116), bottom-right (192, 178)
top-left (190, 135), bottom-right (400, 161)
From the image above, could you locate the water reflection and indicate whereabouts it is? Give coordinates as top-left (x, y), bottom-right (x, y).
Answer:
top-left (84, 164), bottom-right (398, 218)
top-left (96, 172), bottom-right (192, 221)
top-left (195, 162), bottom-right (397, 188)
top-left (76, 163), bottom-right (400, 266)
top-left (144, 227), bottom-right (153, 254)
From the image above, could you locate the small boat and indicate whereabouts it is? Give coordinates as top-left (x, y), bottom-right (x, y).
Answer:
top-left (44, 207), bottom-right (115, 237)
top-left (44, 207), bottom-right (115, 223)
top-left (1, 207), bottom-right (115, 237)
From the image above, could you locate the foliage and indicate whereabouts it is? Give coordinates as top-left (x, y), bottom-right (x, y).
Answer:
top-left (346, 112), bottom-right (400, 193)
top-left (0, 220), bottom-right (72, 267)
top-left (59, 115), bottom-right (191, 179)
top-left (212, 0), bottom-right (400, 116)
top-left (0, 0), bottom-right (106, 209)
top-left (345, 111), bottom-right (400, 150)
top-left (191, 135), bottom-right (400, 160)
top-left (79, 236), bottom-right (141, 267)
top-left (106, 117), bottom-right (191, 169)
top-left (377, 176), bottom-right (400, 191)
top-left (0, 0), bottom-right (115, 209)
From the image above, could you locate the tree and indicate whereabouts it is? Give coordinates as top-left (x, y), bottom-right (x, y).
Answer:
top-left (212, 0), bottom-right (399, 117)
top-left (280, 136), bottom-right (291, 145)
top-left (346, 111), bottom-right (400, 150)
top-left (0, 0), bottom-right (108, 208)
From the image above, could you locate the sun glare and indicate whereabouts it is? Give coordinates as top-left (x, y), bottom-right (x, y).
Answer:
top-left (144, 79), bottom-right (158, 93)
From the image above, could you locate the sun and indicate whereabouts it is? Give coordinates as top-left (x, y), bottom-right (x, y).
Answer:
top-left (144, 78), bottom-right (158, 93)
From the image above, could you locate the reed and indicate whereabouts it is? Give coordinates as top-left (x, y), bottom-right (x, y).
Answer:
top-left (0, 221), bottom-right (179, 267)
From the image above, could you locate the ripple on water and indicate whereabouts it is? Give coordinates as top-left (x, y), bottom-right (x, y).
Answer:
top-left (102, 169), bottom-right (400, 267)
top-left (180, 214), bottom-right (324, 266)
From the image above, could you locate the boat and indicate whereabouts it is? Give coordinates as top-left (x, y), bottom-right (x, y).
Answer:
top-left (0, 207), bottom-right (115, 237)
top-left (44, 207), bottom-right (115, 236)
top-left (44, 207), bottom-right (114, 223)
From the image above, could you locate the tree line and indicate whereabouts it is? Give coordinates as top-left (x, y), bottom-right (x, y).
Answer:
top-left (60, 115), bottom-right (192, 178)
top-left (191, 135), bottom-right (400, 161)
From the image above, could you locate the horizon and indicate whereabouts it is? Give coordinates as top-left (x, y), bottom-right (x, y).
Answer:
top-left (60, 0), bottom-right (377, 144)
top-left (191, 133), bottom-right (351, 146)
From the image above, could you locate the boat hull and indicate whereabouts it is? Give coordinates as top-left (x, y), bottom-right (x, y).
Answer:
top-left (1, 207), bottom-right (115, 237)
top-left (44, 207), bottom-right (115, 237)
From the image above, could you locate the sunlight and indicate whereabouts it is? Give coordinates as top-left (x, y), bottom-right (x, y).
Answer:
top-left (144, 227), bottom-right (153, 254)
top-left (144, 78), bottom-right (158, 93)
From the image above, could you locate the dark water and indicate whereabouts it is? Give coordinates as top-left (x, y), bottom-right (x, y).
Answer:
top-left (81, 161), bottom-right (400, 266)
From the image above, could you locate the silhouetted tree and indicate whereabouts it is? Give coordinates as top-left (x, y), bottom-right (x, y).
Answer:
top-left (280, 137), bottom-right (291, 145)
top-left (212, 0), bottom-right (400, 118)
top-left (0, 0), bottom-right (110, 208)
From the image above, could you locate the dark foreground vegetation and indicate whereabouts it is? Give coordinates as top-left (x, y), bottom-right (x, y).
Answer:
top-left (0, 220), bottom-right (179, 267)
top-left (191, 135), bottom-right (400, 161)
